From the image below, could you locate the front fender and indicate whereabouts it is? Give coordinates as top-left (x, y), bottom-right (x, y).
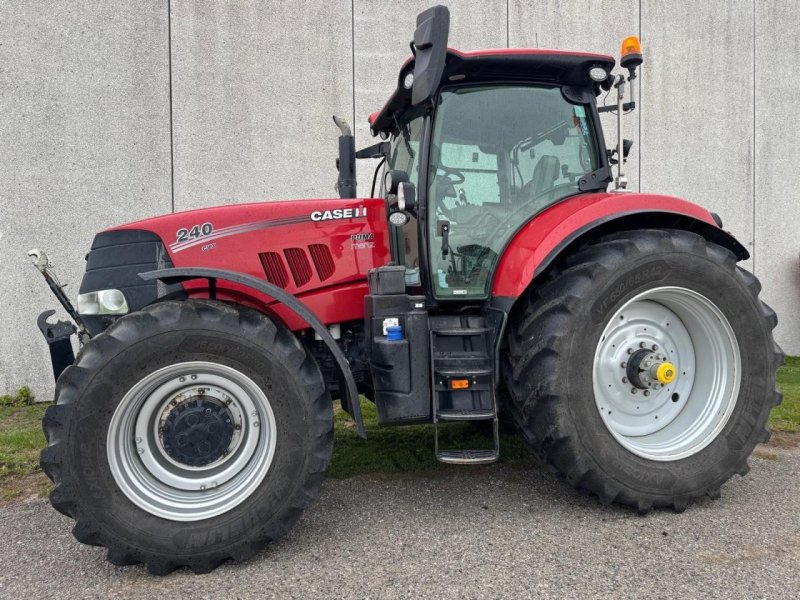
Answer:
top-left (491, 192), bottom-right (747, 300)
top-left (140, 267), bottom-right (366, 439)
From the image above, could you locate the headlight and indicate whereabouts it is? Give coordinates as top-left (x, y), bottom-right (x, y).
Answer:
top-left (77, 289), bottom-right (130, 315)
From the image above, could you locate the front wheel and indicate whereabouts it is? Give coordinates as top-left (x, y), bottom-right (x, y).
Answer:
top-left (505, 229), bottom-right (783, 512)
top-left (41, 300), bottom-right (332, 574)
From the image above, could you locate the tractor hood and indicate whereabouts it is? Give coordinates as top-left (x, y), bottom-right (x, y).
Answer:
top-left (79, 197), bottom-right (390, 333)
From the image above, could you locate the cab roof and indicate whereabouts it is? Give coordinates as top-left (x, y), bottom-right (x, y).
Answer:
top-left (368, 48), bottom-right (615, 136)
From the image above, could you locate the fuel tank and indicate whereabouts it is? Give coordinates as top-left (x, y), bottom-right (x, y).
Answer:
top-left (85, 198), bottom-right (390, 330)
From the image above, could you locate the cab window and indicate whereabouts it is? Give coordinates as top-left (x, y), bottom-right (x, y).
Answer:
top-left (428, 85), bottom-right (600, 298)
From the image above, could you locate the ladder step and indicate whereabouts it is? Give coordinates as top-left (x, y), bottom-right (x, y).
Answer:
top-left (436, 449), bottom-right (499, 465)
top-left (437, 408), bottom-right (495, 421)
top-left (431, 327), bottom-right (491, 336)
top-left (435, 368), bottom-right (493, 377)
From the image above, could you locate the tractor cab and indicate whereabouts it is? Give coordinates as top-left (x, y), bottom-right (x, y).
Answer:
top-left (352, 7), bottom-right (622, 304)
top-left (384, 74), bottom-right (608, 299)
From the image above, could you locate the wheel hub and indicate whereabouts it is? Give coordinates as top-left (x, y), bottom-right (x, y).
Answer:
top-left (626, 349), bottom-right (676, 390)
top-left (108, 363), bottom-right (277, 521)
top-left (160, 396), bottom-right (235, 467)
top-left (592, 286), bottom-right (740, 461)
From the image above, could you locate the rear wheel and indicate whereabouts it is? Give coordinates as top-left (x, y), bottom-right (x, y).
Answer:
top-left (505, 229), bottom-right (783, 512)
top-left (41, 300), bottom-right (332, 574)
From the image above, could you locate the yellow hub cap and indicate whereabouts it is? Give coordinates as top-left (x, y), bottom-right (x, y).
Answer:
top-left (656, 362), bottom-right (677, 384)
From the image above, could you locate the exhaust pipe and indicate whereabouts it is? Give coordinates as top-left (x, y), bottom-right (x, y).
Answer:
top-left (333, 116), bottom-right (357, 198)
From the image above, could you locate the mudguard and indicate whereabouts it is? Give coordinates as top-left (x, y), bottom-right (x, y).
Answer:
top-left (140, 267), bottom-right (366, 439)
top-left (491, 192), bottom-right (748, 301)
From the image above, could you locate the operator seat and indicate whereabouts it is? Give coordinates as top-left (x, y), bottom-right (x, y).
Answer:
top-left (522, 155), bottom-right (560, 201)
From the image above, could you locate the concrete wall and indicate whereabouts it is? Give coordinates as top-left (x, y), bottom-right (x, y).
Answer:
top-left (1, 0), bottom-right (796, 398)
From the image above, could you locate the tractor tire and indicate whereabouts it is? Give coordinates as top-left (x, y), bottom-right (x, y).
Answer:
top-left (504, 229), bottom-right (783, 513)
top-left (40, 300), bottom-right (332, 574)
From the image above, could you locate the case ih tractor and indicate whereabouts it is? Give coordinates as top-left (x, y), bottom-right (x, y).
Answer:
top-left (30, 6), bottom-right (781, 575)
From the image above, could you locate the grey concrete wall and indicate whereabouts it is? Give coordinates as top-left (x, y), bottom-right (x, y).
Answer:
top-left (0, 1), bottom-right (171, 397)
top-left (1, 0), bottom-right (797, 398)
top-left (754, 0), bottom-right (800, 356)
top-left (171, 1), bottom-right (353, 209)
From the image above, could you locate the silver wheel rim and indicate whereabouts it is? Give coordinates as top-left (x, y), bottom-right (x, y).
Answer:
top-left (593, 286), bottom-right (741, 461)
top-left (107, 361), bottom-right (277, 521)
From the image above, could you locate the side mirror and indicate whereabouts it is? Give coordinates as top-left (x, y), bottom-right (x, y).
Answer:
top-left (411, 5), bottom-right (450, 106)
top-left (622, 138), bottom-right (633, 160)
top-left (397, 181), bottom-right (416, 211)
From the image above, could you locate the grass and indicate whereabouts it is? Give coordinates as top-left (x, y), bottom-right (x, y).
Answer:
top-left (329, 400), bottom-right (529, 478)
top-left (0, 357), bottom-right (798, 500)
top-left (771, 356), bottom-right (800, 432)
top-left (0, 403), bottom-right (49, 502)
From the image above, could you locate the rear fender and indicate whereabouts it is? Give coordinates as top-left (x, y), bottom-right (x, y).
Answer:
top-left (491, 192), bottom-right (748, 301)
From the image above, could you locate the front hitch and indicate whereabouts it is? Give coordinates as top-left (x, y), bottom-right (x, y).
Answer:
top-left (29, 248), bottom-right (89, 381)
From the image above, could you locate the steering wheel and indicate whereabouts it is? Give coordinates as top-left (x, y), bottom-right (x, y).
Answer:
top-left (432, 168), bottom-right (466, 219)
top-left (439, 165), bottom-right (465, 185)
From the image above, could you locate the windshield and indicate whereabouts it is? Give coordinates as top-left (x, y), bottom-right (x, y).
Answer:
top-left (428, 84), bottom-right (600, 298)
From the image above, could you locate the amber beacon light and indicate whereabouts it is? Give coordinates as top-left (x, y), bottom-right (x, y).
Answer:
top-left (620, 35), bottom-right (643, 70)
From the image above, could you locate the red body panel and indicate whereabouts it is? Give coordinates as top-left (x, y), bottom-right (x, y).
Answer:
top-left (109, 192), bottom-right (718, 326)
top-left (112, 198), bottom-right (390, 330)
top-left (491, 192), bottom-right (717, 298)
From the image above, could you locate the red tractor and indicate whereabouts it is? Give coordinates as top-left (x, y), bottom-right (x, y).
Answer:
top-left (31, 6), bottom-right (781, 575)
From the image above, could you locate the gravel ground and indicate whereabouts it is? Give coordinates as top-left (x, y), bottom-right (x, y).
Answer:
top-left (1, 446), bottom-right (798, 600)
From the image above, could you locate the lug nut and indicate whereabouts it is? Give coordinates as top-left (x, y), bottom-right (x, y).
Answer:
top-left (137, 448), bottom-right (144, 455)
top-left (135, 437), bottom-right (142, 444)
top-left (234, 424), bottom-right (242, 431)
top-left (631, 388), bottom-right (637, 394)
top-left (179, 377), bottom-right (185, 383)
top-left (643, 390), bottom-right (650, 397)
top-left (652, 344), bottom-right (658, 351)
top-left (639, 342), bottom-right (647, 348)
top-left (621, 362), bottom-right (627, 368)
top-left (622, 377), bottom-right (628, 383)
top-left (253, 421), bottom-right (260, 428)
top-left (644, 360), bottom-right (652, 367)
top-left (627, 348), bottom-right (634, 355)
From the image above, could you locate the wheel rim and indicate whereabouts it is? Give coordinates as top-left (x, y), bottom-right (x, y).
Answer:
top-left (107, 361), bottom-right (277, 521)
top-left (592, 286), bottom-right (741, 461)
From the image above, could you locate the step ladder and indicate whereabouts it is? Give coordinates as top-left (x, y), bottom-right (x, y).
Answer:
top-left (430, 320), bottom-right (499, 465)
